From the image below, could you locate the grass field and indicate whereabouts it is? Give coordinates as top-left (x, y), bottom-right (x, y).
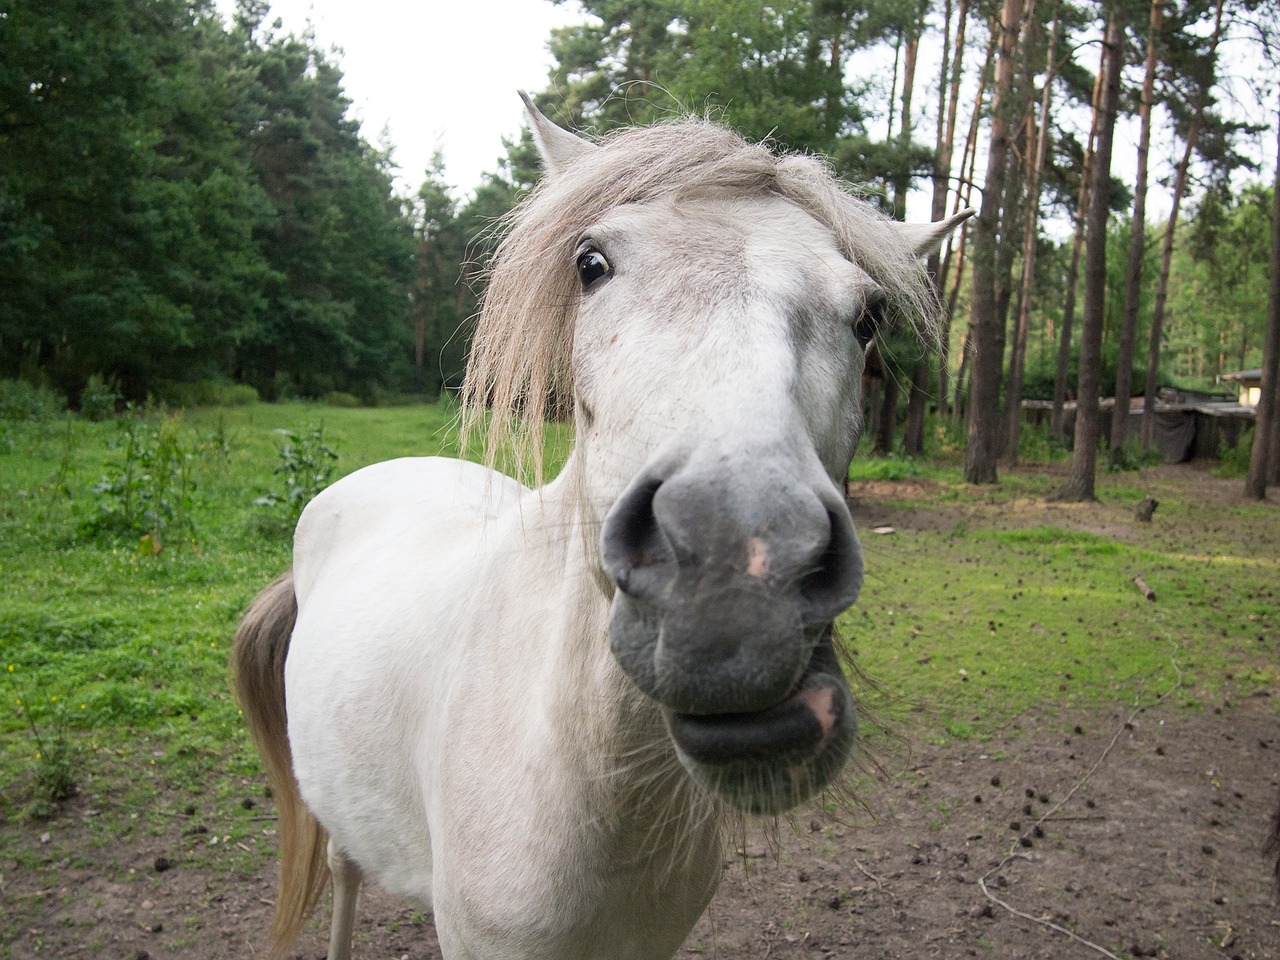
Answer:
top-left (1, 402), bottom-right (1276, 856)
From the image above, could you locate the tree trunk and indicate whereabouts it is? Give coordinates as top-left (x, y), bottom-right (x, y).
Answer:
top-left (892, 19), bottom-right (923, 220)
top-left (964, 0), bottom-right (1023, 485)
top-left (893, 9), bottom-right (931, 452)
top-left (1059, 12), bottom-right (1123, 502)
top-left (904, 355), bottom-right (930, 454)
top-left (953, 330), bottom-right (972, 422)
top-left (1111, 0), bottom-right (1161, 464)
top-left (929, 0), bottom-right (959, 284)
top-left (875, 367), bottom-right (899, 454)
top-left (1141, 0), bottom-right (1225, 452)
top-left (1270, 362), bottom-right (1280, 485)
top-left (886, 33), bottom-right (902, 141)
top-left (1246, 93), bottom-right (1280, 499)
top-left (945, 20), bottom-right (996, 424)
top-left (945, 219), bottom-right (974, 419)
top-left (932, 0), bottom-right (968, 419)
top-left (1050, 39), bottom-right (1104, 438)
top-left (1002, 11), bottom-right (1060, 464)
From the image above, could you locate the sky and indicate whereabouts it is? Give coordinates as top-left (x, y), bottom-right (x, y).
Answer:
top-left (215, 0), bottom-right (588, 197)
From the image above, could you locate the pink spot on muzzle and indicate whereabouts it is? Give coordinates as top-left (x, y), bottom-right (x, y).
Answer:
top-left (799, 683), bottom-right (839, 738)
top-left (746, 537), bottom-right (771, 578)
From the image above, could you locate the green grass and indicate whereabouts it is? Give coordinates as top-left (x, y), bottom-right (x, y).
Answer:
top-left (1, 401), bottom-right (1276, 842)
top-left (840, 466), bottom-right (1279, 738)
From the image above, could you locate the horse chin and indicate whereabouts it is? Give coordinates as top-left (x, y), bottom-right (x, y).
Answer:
top-left (664, 644), bottom-right (856, 816)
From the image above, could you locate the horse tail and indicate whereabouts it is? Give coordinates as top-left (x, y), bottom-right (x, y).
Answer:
top-left (231, 572), bottom-right (330, 956)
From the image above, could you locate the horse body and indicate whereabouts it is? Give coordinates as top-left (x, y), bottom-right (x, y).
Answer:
top-left (234, 97), bottom-right (971, 959)
top-left (286, 456), bottom-right (719, 958)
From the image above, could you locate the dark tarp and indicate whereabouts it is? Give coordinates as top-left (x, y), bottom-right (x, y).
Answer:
top-left (1152, 412), bottom-right (1197, 463)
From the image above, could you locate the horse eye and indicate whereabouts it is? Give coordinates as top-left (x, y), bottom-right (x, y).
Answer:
top-left (576, 248), bottom-right (612, 289)
top-left (853, 296), bottom-right (886, 347)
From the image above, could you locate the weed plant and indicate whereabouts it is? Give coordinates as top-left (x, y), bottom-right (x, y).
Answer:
top-left (4, 664), bottom-right (76, 818)
top-left (252, 424), bottom-right (339, 531)
top-left (1212, 427), bottom-right (1254, 478)
top-left (76, 409), bottom-right (203, 547)
top-left (0, 379), bottom-right (65, 423)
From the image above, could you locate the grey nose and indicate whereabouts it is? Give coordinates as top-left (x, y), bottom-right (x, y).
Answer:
top-left (600, 461), bottom-right (862, 625)
top-left (599, 456), bottom-right (863, 714)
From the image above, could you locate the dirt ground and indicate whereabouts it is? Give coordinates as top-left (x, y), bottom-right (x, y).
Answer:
top-left (4, 465), bottom-right (1279, 960)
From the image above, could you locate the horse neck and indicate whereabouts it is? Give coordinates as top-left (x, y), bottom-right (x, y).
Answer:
top-left (530, 458), bottom-right (722, 853)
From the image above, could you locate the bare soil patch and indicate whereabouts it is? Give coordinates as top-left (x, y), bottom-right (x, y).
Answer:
top-left (3, 464), bottom-right (1277, 960)
top-left (5, 697), bottom-right (1276, 960)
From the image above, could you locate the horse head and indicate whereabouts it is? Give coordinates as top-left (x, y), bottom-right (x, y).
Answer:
top-left (470, 96), bottom-right (971, 815)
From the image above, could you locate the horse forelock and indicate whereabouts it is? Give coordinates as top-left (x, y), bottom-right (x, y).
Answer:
top-left (461, 118), bottom-right (937, 482)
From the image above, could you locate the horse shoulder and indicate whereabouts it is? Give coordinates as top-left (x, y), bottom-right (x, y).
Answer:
top-left (292, 456), bottom-right (525, 606)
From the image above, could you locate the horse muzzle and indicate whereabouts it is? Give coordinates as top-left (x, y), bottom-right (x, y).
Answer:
top-left (599, 449), bottom-right (861, 812)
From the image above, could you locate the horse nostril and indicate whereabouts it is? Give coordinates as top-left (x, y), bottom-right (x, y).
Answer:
top-left (601, 473), bottom-right (676, 598)
top-left (798, 503), bottom-right (863, 622)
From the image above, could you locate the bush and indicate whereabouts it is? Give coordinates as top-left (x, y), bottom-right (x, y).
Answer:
top-left (79, 374), bottom-right (121, 421)
top-left (1018, 424), bottom-right (1069, 463)
top-left (324, 390), bottom-right (362, 408)
top-left (220, 383), bottom-right (260, 406)
top-left (1213, 428), bottom-right (1253, 478)
top-left (151, 379), bottom-right (260, 408)
top-left (0, 379), bottom-right (66, 422)
top-left (849, 454), bottom-right (924, 482)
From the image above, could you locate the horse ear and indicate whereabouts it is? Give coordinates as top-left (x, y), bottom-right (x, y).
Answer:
top-left (520, 91), bottom-right (596, 174)
top-left (894, 209), bottom-right (976, 259)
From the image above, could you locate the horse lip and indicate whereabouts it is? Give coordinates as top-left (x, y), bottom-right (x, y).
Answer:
top-left (666, 665), bottom-right (845, 767)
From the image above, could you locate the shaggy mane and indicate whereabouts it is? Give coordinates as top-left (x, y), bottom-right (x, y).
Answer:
top-left (461, 117), bottom-right (938, 483)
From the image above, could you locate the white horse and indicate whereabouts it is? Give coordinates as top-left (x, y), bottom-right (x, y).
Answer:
top-left (233, 96), bottom-right (970, 960)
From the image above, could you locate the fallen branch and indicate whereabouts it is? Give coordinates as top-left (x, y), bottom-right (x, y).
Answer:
top-left (1133, 575), bottom-right (1156, 602)
top-left (852, 858), bottom-right (884, 889)
top-left (1041, 815), bottom-right (1108, 822)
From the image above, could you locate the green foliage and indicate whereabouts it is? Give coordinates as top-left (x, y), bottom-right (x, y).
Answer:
top-left (1, 3), bottom-right (415, 403)
top-left (849, 455), bottom-right (925, 482)
top-left (151, 379), bottom-right (260, 408)
top-left (0, 380), bottom-right (66, 422)
top-left (1017, 424), bottom-right (1069, 463)
top-left (5, 664), bottom-right (77, 818)
top-left (1212, 427), bottom-right (1254, 478)
top-left (253, 425), bottom-right (339, 529)
top-left (78, 374), bottom-right (122, 422)
top-left (1165, 184), bottom-right (1273, 388)
top-left (541, 0), bottom-right (871, 156)
top-left (76, 411), bottom-right (202, 546)
top-left (324, 391), bottom-right (362, 409)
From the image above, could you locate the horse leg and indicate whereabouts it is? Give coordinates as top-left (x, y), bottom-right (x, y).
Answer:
top-left (326, 838), bottom-right (362, 960)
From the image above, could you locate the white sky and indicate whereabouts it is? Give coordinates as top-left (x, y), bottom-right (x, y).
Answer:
top-left (215, 0), bottom-right (588, 198)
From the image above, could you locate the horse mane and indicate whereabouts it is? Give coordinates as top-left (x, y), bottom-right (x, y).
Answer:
top-left (461, 117), bottom-right (938, 483)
